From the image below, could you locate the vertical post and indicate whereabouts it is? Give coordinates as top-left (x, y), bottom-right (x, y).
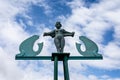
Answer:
top-left (52, 53), bottom-right (70, 80)
top-left (63, 55), bottom-right (70, 80)
top-left (54, 56), bottom-right (58, 80)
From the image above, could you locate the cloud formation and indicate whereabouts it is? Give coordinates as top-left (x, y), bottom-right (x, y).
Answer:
top-left (60, 0), bottom-right (120, 70)
top-left (0, 0), bottom-right (120, 80)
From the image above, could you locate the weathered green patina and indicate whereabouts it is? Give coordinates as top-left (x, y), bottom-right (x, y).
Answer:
top-left (76, 36), bottom-right (102, 57)
top-left (15, 22), bottom-right (103, 80)
top-left (16, 35), bottom-right (43, 57)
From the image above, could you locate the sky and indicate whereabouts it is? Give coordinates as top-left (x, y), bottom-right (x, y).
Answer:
top-left (0, 0), bottom-right (120, 80)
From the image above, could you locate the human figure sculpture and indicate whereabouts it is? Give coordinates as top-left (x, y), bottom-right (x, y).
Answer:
top-left (43, 22), bottom-right (75, 53)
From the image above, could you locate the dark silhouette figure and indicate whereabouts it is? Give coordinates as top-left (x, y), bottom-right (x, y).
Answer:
top-left (43, 22), bottom-right (75, 53)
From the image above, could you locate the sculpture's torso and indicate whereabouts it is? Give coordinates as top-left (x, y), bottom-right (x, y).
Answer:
top-left (55, 29), bottom-right (64, 39)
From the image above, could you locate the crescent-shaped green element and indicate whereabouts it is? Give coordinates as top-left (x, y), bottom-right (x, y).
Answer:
top-left (76, 36), bottom-right (102, 56)
top-left (16, 35), bottom-right (43, 57)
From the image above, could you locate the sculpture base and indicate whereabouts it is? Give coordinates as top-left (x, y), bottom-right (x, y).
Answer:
top-left (52, 53), bottom-right (70, 61)
top-left (52, 53), bottom-right (70, 80)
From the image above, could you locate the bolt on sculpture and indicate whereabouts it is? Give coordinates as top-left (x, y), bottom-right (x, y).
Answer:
top-left (16, 22), bottom-right (103, 80)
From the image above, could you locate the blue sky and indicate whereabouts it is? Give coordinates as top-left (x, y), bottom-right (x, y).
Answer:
top-left (0, 0), bottom-right (120, 80)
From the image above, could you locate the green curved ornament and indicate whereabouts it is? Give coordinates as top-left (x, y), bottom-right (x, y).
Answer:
top-left (76, 36), bottom-right (102, 56)
top-left (16, 35), bottom-right (43, 57)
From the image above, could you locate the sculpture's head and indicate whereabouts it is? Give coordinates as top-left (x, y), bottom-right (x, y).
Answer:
top-left (55, 22), bottom-right (62, 29)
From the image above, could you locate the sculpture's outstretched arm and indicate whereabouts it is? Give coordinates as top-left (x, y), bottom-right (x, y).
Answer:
top-left (63, 29), bottom-right (75, 37)
top-left (43, 30), bottom-right (55, 38)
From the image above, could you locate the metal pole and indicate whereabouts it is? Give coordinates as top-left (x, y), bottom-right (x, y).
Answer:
top-left (54, 56), bottom-right (58, 80)
top-left (63, 56), bottom-right (70, 80)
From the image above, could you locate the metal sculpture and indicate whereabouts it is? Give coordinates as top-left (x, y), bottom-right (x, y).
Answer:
top-left (43, 22), bottom-right (74, 53)
top-left (16, 35), bottom-right (43, 57)
top-left (76, 36), bottom-right (102, 56)
top-left (15, 22), bottom-right (103, 80)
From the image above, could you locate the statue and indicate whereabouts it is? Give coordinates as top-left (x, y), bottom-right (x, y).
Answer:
top-left (43, 22), bottom-right (75, 53)
top-left (16, 22), bottom-right (103, 80)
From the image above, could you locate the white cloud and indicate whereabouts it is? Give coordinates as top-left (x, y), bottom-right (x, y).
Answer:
top-left (57, 0), bottom-right (120, 70)
top-left (0, 47), bottom-right (24, 80)
top-left (67, 0), bottom-right (83, 9)
top-left (103, 42), bottom-right (120, 59)
top-left (0, 0), bottom-right (52, 80)
top-left (0, 0), bottom-right (120, 80)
